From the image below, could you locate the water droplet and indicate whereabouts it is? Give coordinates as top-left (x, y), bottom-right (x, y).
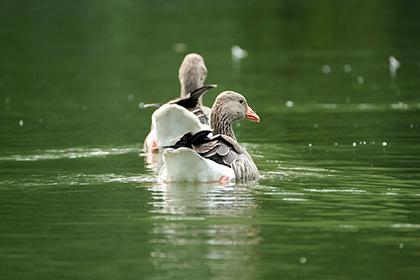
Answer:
top-left (322, 65), bottom-right (331, 74)
top-left (285, 100), bottom-right (294, 107)
top-left (5, 97), bottom-right (10, 113)
top-left (231, 45), bottom-right (248, 60)
top-left (308, 143), bottom-right (312, 147)
top-left (410, 124), bottom-right (415, 128)
top-left (399, 243), bottom-right (404, 249)
top-left (339, 224), bottom-right (355, 229)
top-left (19, 120), bottom-right (23, 127)
top-left (352, 142), bottom-right (357, 147)
top-left (382, 141), bottom-right (388, 147)
top-left (138, 102), bottom-right (145, 109)
top-left (357, 76), bottom-right (364, 84)
top-left (334, 142), bottom-right (338, 146)
top-left (389, 56), bottom-right (401, 79)
top-left (314, 123), bottom-right (319, 128)
top-left (391, 102), bottom-right (408, 110)
top-left (363, 141), bottom-right (367, 145)
top-left (300, 257), bottom-right (307, 264)
top-left (128, 94), bottom-right (134, 101)
top-left (344, 64), bottom-right (352, 73)
top-left (173, 43), bottom-right (187, 53)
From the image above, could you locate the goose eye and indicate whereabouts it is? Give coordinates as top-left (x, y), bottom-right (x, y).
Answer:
top-left (239, 99), bottom-right (244, 104)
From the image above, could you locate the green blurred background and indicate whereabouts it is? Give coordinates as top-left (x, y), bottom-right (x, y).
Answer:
top-left (1, 0), bottom-right (419, 149)
top-left (1, 1), bottom-right (420, 279)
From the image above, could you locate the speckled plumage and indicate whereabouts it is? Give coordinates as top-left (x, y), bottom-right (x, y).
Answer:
top-left (210, 91), bottom-right (260, 180)
top-left (163, 91), bottom-right (260, 181)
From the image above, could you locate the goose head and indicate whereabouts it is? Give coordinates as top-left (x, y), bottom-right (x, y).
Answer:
top-left (179, 53), bottom-right (208, 100)
top-left (210, 91), bottom-right (260, 138)
top-left (211, 91), bottom-right (260, 123)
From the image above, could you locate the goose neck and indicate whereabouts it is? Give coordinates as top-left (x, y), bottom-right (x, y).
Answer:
top-left (211, 113), bottom-right (236, 140)
top-left (180, 79), bottom-right (204, 105)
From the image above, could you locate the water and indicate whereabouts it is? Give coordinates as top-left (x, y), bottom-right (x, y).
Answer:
top-left (1, 0), bottom-right (420, 279)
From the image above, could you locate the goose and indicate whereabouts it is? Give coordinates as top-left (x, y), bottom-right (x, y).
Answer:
top-left (144, 53), bottom-right (212, 153)
top-left (158, 91), bottom-right (260, 183)
top-left (179, 53), bottom-right (208, 102)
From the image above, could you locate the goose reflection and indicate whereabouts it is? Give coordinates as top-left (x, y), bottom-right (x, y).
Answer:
top-left (148, 182), bottom-right (260, 279)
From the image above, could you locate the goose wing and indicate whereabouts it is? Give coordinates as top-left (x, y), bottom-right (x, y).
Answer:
top-left (191, 107), bottom-right (209, 125)
top-left (211, 134), bottom-right (244, 154)
top-left (166, 130), bottom-right (243, 168)
top-left (197, 137), bottom-right (240, 167)
top-left (171, 85), bottom-right (216, 125)
top-left (173, 85), bottom-right (217, 109)
top-left (152, 105), bottom-right (209, 147)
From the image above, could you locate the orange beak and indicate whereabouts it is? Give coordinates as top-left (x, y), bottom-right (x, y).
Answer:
top-left (246, 106), bottom-right (260, 123)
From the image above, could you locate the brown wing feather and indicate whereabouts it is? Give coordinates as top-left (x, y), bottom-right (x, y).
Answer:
top-left (222, 151), bottom-right (237, 166)
top-left (171, 131), bottom-right (244, 168)
top-left (195, 140), bottom-right (239, 167)
top-left (192, 140), bottom-right (218, 154)
top-left (191, 107), bottom-right (209, 125)
top-left (200, 145), bottom-right (219, 158)
top-left (216, 144), bottom-right (230, 156)
top-left (212, 134), bottom-right (244, 154)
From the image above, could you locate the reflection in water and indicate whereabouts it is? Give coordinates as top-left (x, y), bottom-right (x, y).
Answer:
top-left (148, 183), bottom-right (260, 279)
top-left (143, 151), bottom-right (164, 174)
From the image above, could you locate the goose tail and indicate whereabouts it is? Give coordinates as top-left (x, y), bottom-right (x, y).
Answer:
top-left (158, 148), bottom-right (234, 183)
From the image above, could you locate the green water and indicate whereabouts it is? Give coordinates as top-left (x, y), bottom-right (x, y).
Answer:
top-left (1, 1), bottom-right (420, 279)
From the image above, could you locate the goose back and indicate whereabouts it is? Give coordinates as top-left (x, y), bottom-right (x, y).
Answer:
top-left (165, 130), bottom-right (259, 181)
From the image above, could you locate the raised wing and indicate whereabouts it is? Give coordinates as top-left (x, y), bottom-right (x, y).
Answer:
top-left (165, 130), bottom-right (244, 167)
top-left (172, 85), bottom-right (216, 125)
top-left (152, 105), bottom-right (209, 147)
top-left (173, 84), bottom-right (217, 109)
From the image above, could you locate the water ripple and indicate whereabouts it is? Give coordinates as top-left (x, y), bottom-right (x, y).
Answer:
top-left (0, 173), bottom-right (155, 188)
top-left (303, 188), bottom-right (366, 193)
top-left (390, 223), bottom-right (420, 229)
top-left (0, 146), bottom-right (138, 161)
top-left (267, 102), bottom-right (420, 113)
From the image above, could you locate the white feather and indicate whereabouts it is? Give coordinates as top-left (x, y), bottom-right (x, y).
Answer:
top-left (158, 148), bottom-right (235, 183)
top-left (152, 104), bottom-right (209, 147)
